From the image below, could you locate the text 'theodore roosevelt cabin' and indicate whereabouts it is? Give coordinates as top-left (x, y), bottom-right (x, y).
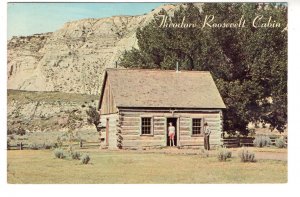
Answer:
top-left (98, 69), bottom-right (226, 149)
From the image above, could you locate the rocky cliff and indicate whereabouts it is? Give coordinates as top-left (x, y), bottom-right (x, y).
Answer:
top-left (7, 4), bottom-right (181, 95)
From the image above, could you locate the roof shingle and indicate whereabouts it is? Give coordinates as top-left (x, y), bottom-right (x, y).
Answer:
top-left (103, 69), bottom-right (226, 109)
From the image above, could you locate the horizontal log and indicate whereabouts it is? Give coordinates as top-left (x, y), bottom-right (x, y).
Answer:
top-left (154, 126), bottom-right (165, 131)
top-left (203, 114), bottom-right (220, 118)
top-left (154, 117), bottom-right (166, 121)
top-left (122, 126), bottom-right (140, 130)
top-left (122, 135), bottom-right (164, 141)
top-left (122, 140), bottom-right (165, 147)
top-left (180, 139), bottom-right (221, 146)
top-left (121, 112), bottom-right (221, 118)
top-left (154, 129), bottom-right (165, 133)
top-left (180, 141), bottom-right (203, 146)
top-left (204, 117), bottom-right (221, 121)
top-left (154, 122), bottom-right (165, 126)
top-left (179, 121), bottom-right (190, 124)
top-left (119, 113), bottom-right (141, 117)
top-left (122, 130), bottom-right (140, 135)
top-left (121, 117), bottom-right (139, 122)
top-left (121, 121), bottom-right (140, 126)
top-left (180, 136), bottom-right (204, 141)
top-left (180, 131), bottom-right (190, 136)
top-left (180, 126), bottom-right (190, 129)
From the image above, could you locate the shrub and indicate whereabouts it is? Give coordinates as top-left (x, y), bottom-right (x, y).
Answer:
top-left (253, 135), bottom-right (271, 147)
top-left (29, 143), bottom-right (40, 150)
top-left (239, 148), bottom-right (256, 162)
top-left (81, 154), bottom-right (90, 164)
top-left (8, 127), bottom-right (26, 136)
top-left (199, 148), bottom-right (209, 158)
top-left (70, 151), bottom-right (81, 160)
top-left (54, 136), bottom-right (63, 148)
top-left (43, 143), bottom-right (54, 149)
top-left (54, 148), bottom-right (66, 159)
top-left (275, 137), bottom-right (286, 148)
top-left (217, 148), bottom-right (232, 161)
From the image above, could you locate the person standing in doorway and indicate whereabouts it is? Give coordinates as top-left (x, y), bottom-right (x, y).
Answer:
top-left (203, 122), bottom-right (211, 150)
top-left (168, 122), bottom-right (175, 146)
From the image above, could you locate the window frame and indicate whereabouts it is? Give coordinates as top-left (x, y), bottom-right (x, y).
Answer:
top-left (191, 118), bottom-right (203, 137)
top-left (140, 116), bottom-right (154, 136)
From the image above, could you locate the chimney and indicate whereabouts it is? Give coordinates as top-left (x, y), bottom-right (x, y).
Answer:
top-left (176, 62), bottom-right (179, 72)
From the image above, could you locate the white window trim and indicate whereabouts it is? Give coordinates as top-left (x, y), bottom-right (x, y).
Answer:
top-left (140, 116), bottom-right (154, 136)
top-left (190, 117), bottom-right (204, 137)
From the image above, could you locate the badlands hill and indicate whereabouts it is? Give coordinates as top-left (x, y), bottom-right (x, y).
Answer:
top-left (7, 4), bottom-right (185, 95)
top-left (7, 3), bottom-right (205, 133)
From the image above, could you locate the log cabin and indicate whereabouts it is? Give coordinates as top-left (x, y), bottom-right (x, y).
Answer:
top-left (98, 68), bottom-right (226, 149)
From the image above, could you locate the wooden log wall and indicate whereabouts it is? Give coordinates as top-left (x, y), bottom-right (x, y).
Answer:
top-left (120, 114), bottom-right (166, 148)
top-left (119, 110), bottom-right (223, 149)
top-left (179, 113), bottom-right (222, 147)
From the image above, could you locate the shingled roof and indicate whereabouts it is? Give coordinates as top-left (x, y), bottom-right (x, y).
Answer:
top-left (100, 69), bottom-right (226, 109)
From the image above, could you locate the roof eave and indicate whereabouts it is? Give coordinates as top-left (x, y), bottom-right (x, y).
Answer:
top-left (97, 71), bottom-right (108, 111)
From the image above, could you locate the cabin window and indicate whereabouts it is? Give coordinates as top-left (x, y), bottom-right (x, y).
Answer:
top-left (141, 117), bottom-right (152, 135)
top-left (192, 118), bottom-right (202, 135)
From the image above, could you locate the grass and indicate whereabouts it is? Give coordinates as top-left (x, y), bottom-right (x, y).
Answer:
top-left (7, 89), bottom-right (99, 103)
top-left (8, 128), bottom-right (99, 148)
top-left (7, 150), bottom-right (287, 184)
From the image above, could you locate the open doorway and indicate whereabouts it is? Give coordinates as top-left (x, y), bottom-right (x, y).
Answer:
top-left (166, 118), bottom-right (177, 146)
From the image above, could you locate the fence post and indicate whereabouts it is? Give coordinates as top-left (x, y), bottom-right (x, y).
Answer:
top-left (79, 140), bottom-right (83, 148)
top-left (19, 142), bottom-right (23, 150)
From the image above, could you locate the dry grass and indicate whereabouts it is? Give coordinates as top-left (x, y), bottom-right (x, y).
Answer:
top-left (7, 89), bottom-right (99, 103)
top-left (7, 149), bottom-right (287, 184)
top-left (8, 126), bottom-right (99, 150)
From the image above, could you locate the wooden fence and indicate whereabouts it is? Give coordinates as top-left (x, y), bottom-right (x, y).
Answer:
top-left (8, 136), bottom-right (287, 150)
top-left (7, 140), bottom-right (100, 150)
top-left (222, 136), bottom-right (288, 148)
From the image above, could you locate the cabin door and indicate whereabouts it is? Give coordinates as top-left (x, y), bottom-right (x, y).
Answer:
top-left (166, 118), bottom-right (178, 146)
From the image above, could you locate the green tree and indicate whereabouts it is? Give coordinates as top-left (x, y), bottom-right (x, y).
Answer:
top-left (120, 3), bottom-right (287, 134)
top-left (86, 106), bottom-right (101, 132)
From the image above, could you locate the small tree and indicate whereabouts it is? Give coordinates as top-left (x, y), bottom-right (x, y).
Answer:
top-left (86, 106), bottom-right (103, 146)
top-left (66, 110), bottom-right (83, 151)
top-left (86, 106), bottom-right (101, 132)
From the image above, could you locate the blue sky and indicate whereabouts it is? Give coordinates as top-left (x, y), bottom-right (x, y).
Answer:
top-left (7, 2), bottom-right (165, 38)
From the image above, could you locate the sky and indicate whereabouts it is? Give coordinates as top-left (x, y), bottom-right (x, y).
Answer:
top-left (7, 2), bottom-right (165, 39)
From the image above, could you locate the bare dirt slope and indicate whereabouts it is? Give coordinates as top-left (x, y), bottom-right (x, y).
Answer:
top-left (7, 4), bottom-right (182, 95)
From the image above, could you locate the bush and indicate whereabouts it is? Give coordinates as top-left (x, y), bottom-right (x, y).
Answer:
top-left (239, 148), bottom-right (256, 162)
top-left (28, 143), bottom-right (53, 150)
top-left (8, 127), bottom-right (26, 136)
top-left (54, 148), bottom-right (66, 159)
top-left (81, 154), bottom-right (90, 164)
top-left (199, 148), bottom-right (209, 158)
top-left (253, 135), bottom-right (271, 147)
top-left (54, 136), bottom-right (63, 148)
top-left (42, 143), bottom-right (54, 149)
top-left (71, 151), bottom-right (81, 160)
top-left (275, 137), bottom-right (286, 148)
top-left (217, 148), bottom-right (232, 161)
top-left (29, 143), bottom-right (40, 150)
